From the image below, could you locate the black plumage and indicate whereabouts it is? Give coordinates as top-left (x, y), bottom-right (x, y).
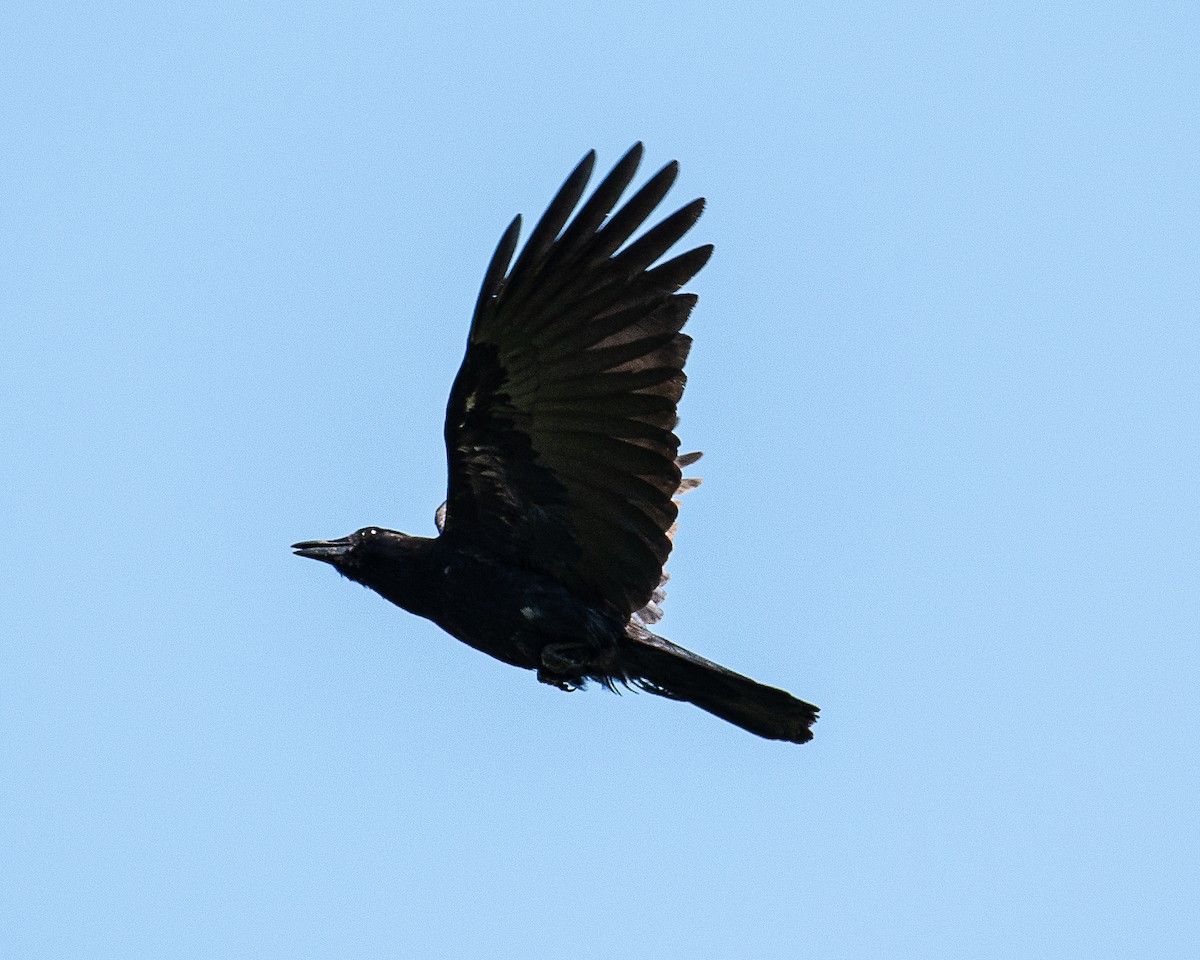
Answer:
top-left (294, 145), bottom-right (819, 743)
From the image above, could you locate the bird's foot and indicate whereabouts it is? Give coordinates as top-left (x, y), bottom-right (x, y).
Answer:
top-left (536, 668), bottom-right (582, 692)
top-left (537, 642), bottom-right (601, 692)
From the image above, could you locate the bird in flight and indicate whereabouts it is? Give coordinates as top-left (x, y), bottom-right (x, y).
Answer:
top-left (294, 144), bottom-right (818, 743)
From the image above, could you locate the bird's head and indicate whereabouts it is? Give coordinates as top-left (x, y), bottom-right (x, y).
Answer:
top-left (292, 526), bottom-right (415, 583)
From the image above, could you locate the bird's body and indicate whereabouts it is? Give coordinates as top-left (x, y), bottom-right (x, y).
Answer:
top-left (295, 145), bottom-right (819, 743)
top-left (346, 530), bottom-right (624, 680)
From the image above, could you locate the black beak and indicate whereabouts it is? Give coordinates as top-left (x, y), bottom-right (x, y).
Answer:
top-left (292, 537), bottom-right (354, 562)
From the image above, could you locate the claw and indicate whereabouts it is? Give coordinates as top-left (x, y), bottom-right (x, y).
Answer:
top-left (537, 668), bottom-right (581, 692)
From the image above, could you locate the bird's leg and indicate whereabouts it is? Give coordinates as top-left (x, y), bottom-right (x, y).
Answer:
top-left (518, 634), bottom-right (590, 690)
top-left (536, 662), bottom-right (582, 691)
top-left (518, 601), bottom-right (622, 691)
top-left (537, 637), bottom-right (619, 691)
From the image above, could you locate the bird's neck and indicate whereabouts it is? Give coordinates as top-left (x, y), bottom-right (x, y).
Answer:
top-left (353, 535), bottom-right (446, 621)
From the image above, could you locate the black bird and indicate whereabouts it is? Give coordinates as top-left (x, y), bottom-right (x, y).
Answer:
top-left (294, 145), bottom-right (819, 743)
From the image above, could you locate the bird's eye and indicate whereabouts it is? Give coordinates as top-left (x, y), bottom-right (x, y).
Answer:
top-left (360, 527), bottom-right (379, 539)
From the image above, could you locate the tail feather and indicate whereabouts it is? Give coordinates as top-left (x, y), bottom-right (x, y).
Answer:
top-left (621, 630), bottom-right (818, 744)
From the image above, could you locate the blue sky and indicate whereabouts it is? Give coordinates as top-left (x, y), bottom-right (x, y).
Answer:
top-left (4, 2), bottom-right (1197, 957)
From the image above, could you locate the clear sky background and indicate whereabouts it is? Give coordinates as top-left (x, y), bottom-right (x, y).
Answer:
top-left (3, 3), bottom-right (1197, 958)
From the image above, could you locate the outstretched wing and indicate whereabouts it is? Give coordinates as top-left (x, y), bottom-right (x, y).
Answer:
top-left (440, 144), bottom-right (711, 617)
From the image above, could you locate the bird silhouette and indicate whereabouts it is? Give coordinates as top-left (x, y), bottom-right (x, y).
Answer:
top-left (294, 144), bottom-right (818, 743)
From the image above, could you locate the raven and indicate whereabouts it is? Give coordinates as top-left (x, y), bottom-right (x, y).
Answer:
top-left (294, 145), bottom-right (819, 743)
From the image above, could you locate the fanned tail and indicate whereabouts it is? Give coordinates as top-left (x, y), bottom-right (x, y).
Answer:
top-left (622, 630), bottom-right (818, 744)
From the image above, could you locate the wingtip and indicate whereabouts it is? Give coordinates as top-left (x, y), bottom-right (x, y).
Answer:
top-left (500, 212), bottom-right (523, 250)
top-left (648, 158), bottom-right (681, 192)
top-left (571, 149), bottom-right (598, 183)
